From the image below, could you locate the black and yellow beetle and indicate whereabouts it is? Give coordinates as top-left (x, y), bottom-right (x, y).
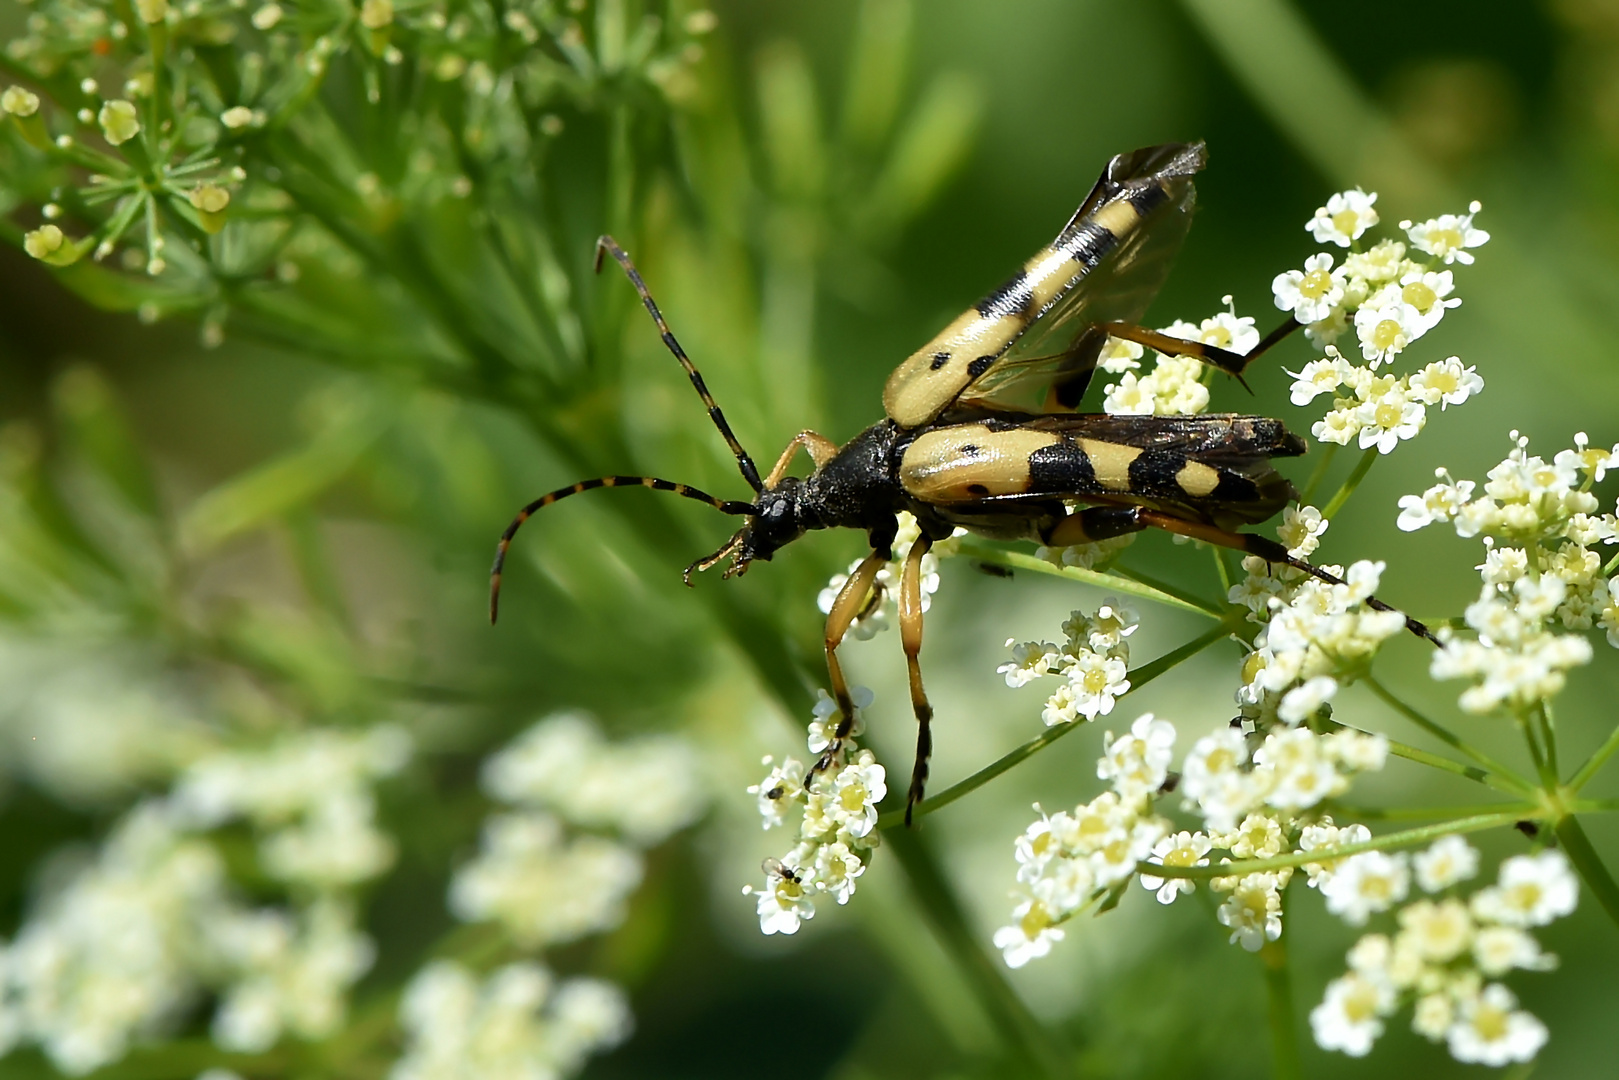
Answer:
top-left (491, 141), bottom-right (1432, 824)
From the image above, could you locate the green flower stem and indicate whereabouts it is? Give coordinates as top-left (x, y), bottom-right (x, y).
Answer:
top-left (1568, 719), bottom-right (1619, 792)
top-left (886, 828), bottom-right (1076, 1080)
top-left (1113, 561), bottom-right (1225, 616)
top-left (1574, 799), bottom-right (1619, 813)
top-left (1320, 447), bottom-right (1378, 521)
top-left (1517, 712), bottom-right (1554, 790)
top-left (956, 538), bottom-right (1222, 617)
top-left (881, 611), bottom-right (1245, 830)
top-left (1538, 701), bottom-right (1560, 777)
top-left (1138, 811), bottom-right (1525, 880)
top-left (1260, 882), bottom-right (1301, 1080)
top-left (1211, 544), bottom-right (1234, 598)
top-left (1604, 549), bottom-right (1619, 577)
top-left (1300, 442), bottom-right (1339, 505)
top-left (1552, 814), bottom-right (1619, 929)
top-left (1316, 714), bottom-right (1526, 794)
top-left (1363, 676), bottom-right (1536, 794)
top-left (1328, 801), bottom-right (1540, 821)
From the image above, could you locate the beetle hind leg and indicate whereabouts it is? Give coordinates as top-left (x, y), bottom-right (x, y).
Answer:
top-left (1134, 509), bottom-right (1438, 645)
top-left (899, 535), bottom-right (935, 826)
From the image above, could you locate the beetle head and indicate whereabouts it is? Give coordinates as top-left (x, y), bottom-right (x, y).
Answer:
top-left (684, 477), bottom-right (811, 584)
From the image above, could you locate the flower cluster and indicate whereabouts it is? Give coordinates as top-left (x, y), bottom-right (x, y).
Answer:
top-left (1227, 511), bottom-right (1408, 729)
top-left (1398, 432), bottom-right (1619, 714)
top-left (744, 688), bottom-right (888, 934)
top-left (0, 724), bottom-right (416, 1074)
top-left (170, 724), bottom-right (411, 890)
top-left (391, 960), bottom-right (631, 1080)
top-left (1101, 304), bottom-right (1261, 417)
top-left (1274, 192), bottom-right (1488, 452)
top-left (1311, 841), bottom-right (1575, 1066)
top-left (817, 512), bottom-right (966, 640)
top-left (450, 712), bottom-right (706, 947)
top-left (998, 600), bottom-right (1139, 725)
top-left (995, 714), bottom-right (1176, 967)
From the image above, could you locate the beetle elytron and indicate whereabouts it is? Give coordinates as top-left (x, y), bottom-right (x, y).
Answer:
top-left (491, 142), bottom-right (1433, 825)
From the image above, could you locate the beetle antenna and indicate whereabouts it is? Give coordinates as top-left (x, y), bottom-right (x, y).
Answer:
top-left (595, 236), bottom-right (765, 494)
top-left (491, 475), bottom-right (755, 623)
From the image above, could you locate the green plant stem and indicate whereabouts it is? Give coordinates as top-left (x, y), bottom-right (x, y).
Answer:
top-left (1320, 447), bottom-right (1378, 520)
top-left (1517, 712), bottom-right (1554, 789)
top-left (881, 612), bottom-right (1244, 829)
top-left (1538, 701), bottom-right (1559, 778)
top-left (1569, 719), bottom-right (1619, 792)
top-left (1299, 442), bottom-right (1338, 505)
top-left (1552, 814), bottom-right (1619, 929)
top-left (1139, 812), bottom-right (1524, 880)
top-left (1329, 801), bottom-right (1540, 821)
top-left (1316, 716), bottom-right (1510, 791)
top-left (1575, 799), bottom-right (1619, 812)
top-left (957, 538), bottom-right (1221, 617)
top-left (1211, 544), bottom-right (1234, 599)
top-left (1113, 561), bottom-right (1225, 616)
top-left (1260, 884), bottom-right (1301, 1080)
top-left (885, 828), bottom-right (1075, 1079)
top-left (1363, 676), bottom-right (1536, 794)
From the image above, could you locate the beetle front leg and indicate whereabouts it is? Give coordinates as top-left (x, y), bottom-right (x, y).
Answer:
top-left (765, 431), bottom-right (839, 487)
top-left (811, 550), bottom-right (889, 779)
top-left (899, 534), bottom-right (934, 826)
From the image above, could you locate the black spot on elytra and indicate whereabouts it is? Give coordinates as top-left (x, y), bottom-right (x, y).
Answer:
top-left (967, 483), bottom-right (990, 496)
top-left (957, 444), bottom-right (980, 456)
top-left (929, 351), bottom-right (951, 370)
top-left (967, 356), bottom-right (994, 378)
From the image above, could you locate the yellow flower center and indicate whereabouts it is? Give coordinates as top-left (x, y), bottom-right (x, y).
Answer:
top-left (1429, 226), bottom-right (1464, 252)
top-left (1402, 281), bottom-right (1437, 311)
top-left (1031, 832), bottom-right (1053, 857)
top-left (1375, 401), bottom-right (1404, 428)
top-left (839, 783), bottom-right (868, 812)
top-left (1019, 901), bottom-right (1051, 938)
top-left (1299, 269), bottom-right (1335, 299)
top-left (1165, 846), bottom-right (1198, 867)
top-left (1371, 319), bottom-right (1403, 351)
top-left (1082, 667), bottom-right (1110, 694)
top-left (1473, 1004), bottom-right (1509, 1042)
top-left (1344, 981), bottom-right (1380, 1023)
top-left (1332, 209), bottom-right (1361, 236)
top-left (1507, 882), bottom-right (1543, 913)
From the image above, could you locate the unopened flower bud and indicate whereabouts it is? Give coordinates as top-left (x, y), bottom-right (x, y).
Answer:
top-left (23, 224), bottom-right (64, 260)
top-left (2, 86), bottom-right (40, 117)
top-left (98, 100), bottom-right (141, 145)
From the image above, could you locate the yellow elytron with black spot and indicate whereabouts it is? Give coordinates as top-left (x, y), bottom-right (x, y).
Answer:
top-left (491, 142), bottom-right (1429, 824)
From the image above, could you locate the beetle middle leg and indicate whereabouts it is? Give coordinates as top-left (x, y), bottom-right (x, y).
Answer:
top-left (898, 534), bottom-right (935, 825)
top-left (1100, 316), bottom-right (1302, 381)
top-left (811, 550), bottom-right (890, 778)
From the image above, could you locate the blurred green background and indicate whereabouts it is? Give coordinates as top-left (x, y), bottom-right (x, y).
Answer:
top-left (1, 0), bottom-right (1617, 1077)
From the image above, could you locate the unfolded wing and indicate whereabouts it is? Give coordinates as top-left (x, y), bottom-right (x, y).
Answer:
top-left (882, 142), bottom-right (1206, 429)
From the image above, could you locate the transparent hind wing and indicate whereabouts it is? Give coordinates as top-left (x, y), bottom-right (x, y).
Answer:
top-left (955, 174), bottom-right (1197, 415)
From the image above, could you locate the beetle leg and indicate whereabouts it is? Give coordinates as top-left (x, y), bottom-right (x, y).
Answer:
top-left (1133, 509), bottom-right (1438, 645)
top-left (899, 534), bottom-right (935, 826)
top-left (810, 550), bottom-right (889, 780)
top-left (765, 431), bottom-right (840, 487)
top-left (1042, 505), bottom-right (1149, 547)
top-left (1099, 316), bottom-right (1302, 383)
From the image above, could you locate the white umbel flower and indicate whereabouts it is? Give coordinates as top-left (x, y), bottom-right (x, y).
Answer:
top-left (1321, 851), bottom-right (1411, 925)
top-left (1307, 189), bottom-right (1380, 247)
top-left (1444, 983), bottom-right (1546, 1065)
top-left (1309, 971), bottom-right (1394, 1056)
top-left (1470, 850), bottom-right (1578, 927)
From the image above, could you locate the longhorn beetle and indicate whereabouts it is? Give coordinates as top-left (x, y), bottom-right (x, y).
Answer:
top-left (490, 141), bottom-right (1436, 826)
